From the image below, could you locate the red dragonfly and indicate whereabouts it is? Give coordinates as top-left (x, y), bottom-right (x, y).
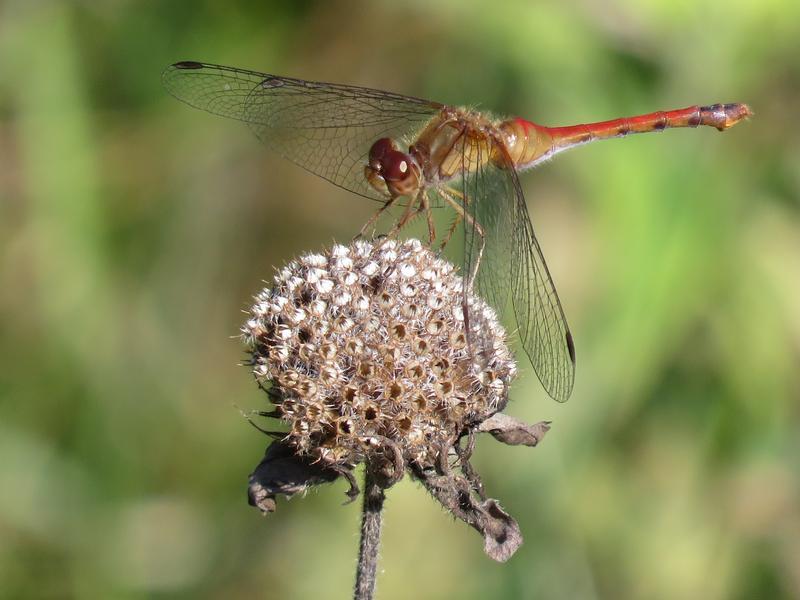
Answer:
top-left (163, 61), bottom-right (751, 402)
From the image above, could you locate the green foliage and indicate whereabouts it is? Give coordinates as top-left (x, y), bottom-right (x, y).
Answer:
top-left (1, 1), bottom-right (798, 598)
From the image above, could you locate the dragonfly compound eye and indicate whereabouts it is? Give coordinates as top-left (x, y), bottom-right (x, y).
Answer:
top-left (382, 151), bottom-right (413, 181)
top-left (368, 137), bottom-right (398, 163)
top-left (366, 138), bottom-right (413, 197)
top-left (381, 151), bottom-right (421, 196)
top-left (365, 139), bottom-right (421, 197)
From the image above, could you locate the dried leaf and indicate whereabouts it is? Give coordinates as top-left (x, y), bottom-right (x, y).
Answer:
top-left (411, 464), bottom-right (523, 562)
top-left (248, 440), bottom-right (341, 514)
top-left (478, 413), bottom-right (551, 447)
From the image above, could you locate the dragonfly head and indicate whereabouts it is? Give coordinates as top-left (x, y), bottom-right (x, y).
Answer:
top-left (365, 138), bottom-right (421, 198)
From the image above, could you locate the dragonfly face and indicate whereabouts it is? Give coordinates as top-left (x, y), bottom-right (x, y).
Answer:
top-left (365, 137), bottom-right (422, 198)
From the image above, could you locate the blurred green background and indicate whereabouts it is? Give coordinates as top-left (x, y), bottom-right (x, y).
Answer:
top-left (1, 1), bottom-right (798, 598)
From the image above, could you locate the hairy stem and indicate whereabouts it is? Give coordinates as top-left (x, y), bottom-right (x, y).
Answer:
top-left (354, 470), bottom-right (385, 600)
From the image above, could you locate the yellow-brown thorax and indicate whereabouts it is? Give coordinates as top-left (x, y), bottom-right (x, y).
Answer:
top-left (364, 107), bottom-right (554, 199)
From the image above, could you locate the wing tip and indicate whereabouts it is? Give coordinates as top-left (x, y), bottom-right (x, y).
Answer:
top-left (161, 61), bottom-right (212, 102)
top-left (550, 370), bottom-right (574, 403)
top-left (552, 386), bottom-right (573, 403)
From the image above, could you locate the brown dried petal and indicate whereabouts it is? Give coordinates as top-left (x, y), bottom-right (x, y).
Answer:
top-left (410, 464), bottom-right (523, 562)
top-left (479, 499), bottom-right (523, 563)
top-left (478, 413), bottom-right (552, 447)
top-left (248, 440), bottom-right (341, 514)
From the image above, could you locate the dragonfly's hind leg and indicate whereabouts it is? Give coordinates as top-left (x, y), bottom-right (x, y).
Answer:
top-left (422, 192), bottom-right (436, 246)
top-left (438, 187), bottom-right (485, 289)
top-left (439, 212), bottom-right (463, 251)
top-left (437, 186), bottom-right (474, 252)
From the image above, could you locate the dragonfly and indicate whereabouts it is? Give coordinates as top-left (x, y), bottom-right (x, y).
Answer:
top-left (163, 61), bottom-right (751, 403)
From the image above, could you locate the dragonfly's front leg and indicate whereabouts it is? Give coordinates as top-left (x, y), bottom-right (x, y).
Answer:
top-left (355, 196), bottom-right (401, 241)
top-left (395, 196), bottom-right (417, 234)
top-left (387, 192), bottom-right (426, 238)
top-left (468, 221), bottom-right (485, 290)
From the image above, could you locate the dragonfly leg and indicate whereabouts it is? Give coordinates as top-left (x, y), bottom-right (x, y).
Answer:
top-left (438, 186), bottom-right (485, 351)
top-left (355, 196), bottom-right (401, 240)
top-left (437, 185), bottom-right (471, 251)
top-left (438, 187), bottom-right (485, 289)
top-left (394, 196), bottom-right (417, 234)
top-left (387, 192), bottom-right (426, 238)
top-left (421, 191), bottom-right (436, 246)
top-left (439, 212), bottom-right (463, 251)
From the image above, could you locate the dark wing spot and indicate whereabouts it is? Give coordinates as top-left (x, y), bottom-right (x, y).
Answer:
top-left (566, 331), bottom-right (576, 364)
top-left (172, 61), bottom-right (204, 70)
top-left (261, 77), bottom-right (285, 89)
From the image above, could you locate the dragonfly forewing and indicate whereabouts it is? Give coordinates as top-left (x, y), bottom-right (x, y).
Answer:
top-left (162, 61), bottom-right (441, 202)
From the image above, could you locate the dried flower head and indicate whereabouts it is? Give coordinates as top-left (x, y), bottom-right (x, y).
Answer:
top-left (244, 238), bottom-right (551, 562)
top-left (243, 238), bottom-right (515, 467)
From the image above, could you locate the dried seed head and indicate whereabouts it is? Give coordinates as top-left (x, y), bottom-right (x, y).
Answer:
top-left (242, 238), bottom-right (516, 471)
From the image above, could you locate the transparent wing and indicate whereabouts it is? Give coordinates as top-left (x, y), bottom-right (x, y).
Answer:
top-left (448, 130), bottom-right (575, 402)
top-left (505, 152), bottom-right (575, 402)
top-left (162, 61), bottom-right (443, 202)
top-left (447, 131), bottom-right (515, 322)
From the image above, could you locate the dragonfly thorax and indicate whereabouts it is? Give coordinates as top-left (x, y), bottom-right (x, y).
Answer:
top-left (365, 137), bottom-right (423, 198)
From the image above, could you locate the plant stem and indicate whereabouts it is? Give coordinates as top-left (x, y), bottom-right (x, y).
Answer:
top-left (354, 470), bottom-right (385, 600)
